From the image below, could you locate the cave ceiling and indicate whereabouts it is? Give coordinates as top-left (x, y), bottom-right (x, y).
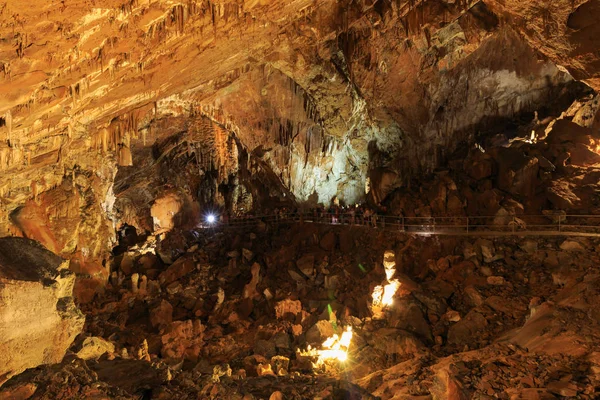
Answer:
top-left (0, 0), bottom-right (599, 214)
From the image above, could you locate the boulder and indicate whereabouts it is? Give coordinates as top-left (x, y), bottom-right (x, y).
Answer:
top-left (370, 328), bottom-right (424, 357)
top-left (150, 193), bottom-right (183, 233)
top-left (447, 311), bottom-right (488, 346)
top-left (305, 320), bottom-right (334, 345)
top-left (69, 259), bottom-right (109, 304)
top-left (150, 299), bottom-right (174, 329)
top-left (495, 148), bottom-right (539, 198)
top-left (161, 320), bottom-right (205, 361)
top-left (487, 276), bottom-right (506, 285)
top-left (275, 299), bottom-right (302, 320)
top-left (569, 142), bottom-right (600, 166)
top-left (559, 240), bottom-right (585, 252)
top-left (320, 231), bottom-right (337, 251)
top-left (296, 254), bottom-right (315, 277)
top-left (464, 151), bottom-right (493, 180)
top-left (242, 263), bottom-right (261, 299)
top-left (158, 256), bottom-right (195, 286)
top-left (270, 356), bottom-right (290, 376)
top-left (388, 298), bottom-right (433, 342)
top-left (475, 239), bottom-right (503, 263)
top-left (242, 248), bottom-right (254, 261)
top-left (546, 180), bottom-right (582, 210)
top-left (0, 237), bottom-right (84, 386)
top-left (519, 240), bottom-right (538, 254)
top-left (464, 286), bottom-right (485, 307)
top-left (76, 337), bottom-right (115, 360)
top-left (270, 391), bottom-right (284, 400)
top-left (254, 340), bottom-right (276, 359)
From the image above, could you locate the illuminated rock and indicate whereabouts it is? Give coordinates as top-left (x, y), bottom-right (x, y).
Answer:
top-left (299, 326), bottom-right (354, 366)
top-left (0, 237), bottom-right (84, 386)
top-left (75, 337), bottom-right (115, 361)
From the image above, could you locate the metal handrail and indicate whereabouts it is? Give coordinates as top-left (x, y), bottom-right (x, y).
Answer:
top-left (202, 212), bottom-right (600, 237)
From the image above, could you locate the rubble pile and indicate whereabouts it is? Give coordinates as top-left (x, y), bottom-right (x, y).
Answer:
top-left (1, 222), bottom-right (600, 398)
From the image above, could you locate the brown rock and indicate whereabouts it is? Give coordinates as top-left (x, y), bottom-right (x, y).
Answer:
top-left (546, 180), bottom-right (582, 210)
top-left (275, 299), bottom-right (302, 320)
top-left (243, 355), bottom-right (269, 377)
top-left (443, 310), bottom-right (461, 322)
top-left (150, 300), bottom-right (174, 329)
top-left (9, 201), bottom-right (60, 254)
top-left (495, 148), bottom-right (539, 198)
top-left (305, 320), bottom-right (334, 345)
top-left (0, 383), bottom-right (38, 399)
top-left (161, 320), bottom-right (204, 361)
top-left (269, 391), bottom-right (284, 400)
top-left (464, 286), bottom-right (485, 307)
top-left (76, 337), bottom-right (115, 360)
top-left (559, 239), bottom-right (585, 252)
top-left (257, 363), bottom-right (276, 377)
top-left (487, 276), bottom-right (506, 285)
top-left (296, 254), bottom-right (315, 277)
top-left (119, 253), bottom-right (134, 276)
top-left (371, 328), bottom-right (424, 357)
top-left (569, 142), bottom-right (600, 166)
top-left (388, 298), bottom-right (433, 342)
top-left (151, 193), bottom-right (183, 234)
top-left (158, 256), bottom-right (195, 286)
top-left (464, 151), bottom-right (493, 180)
top-left (0, 238), bottom-right (84, 386)
top-left (70, 259), bottom-right (109, 304)
top-left (242, 262), bottom-right (261, 299)
top-left (319, 231), bottom-right (336, 251)
top-left (270, 356), bottom-right (290, 376)
top-left (447, 311), bottom-right (488, 346)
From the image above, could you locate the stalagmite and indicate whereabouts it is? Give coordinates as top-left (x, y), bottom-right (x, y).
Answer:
top-left (139, 275), bottom-right (147, 294)
top-left (131, 273), bottom-right (139, 293)
top-left (371, 250), bottom-right (401, 319)
top-left (242, 262), bottom-right (260, 299)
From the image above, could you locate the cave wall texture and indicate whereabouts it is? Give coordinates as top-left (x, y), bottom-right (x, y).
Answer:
top-left (1, 0), bottom-right (599, 263)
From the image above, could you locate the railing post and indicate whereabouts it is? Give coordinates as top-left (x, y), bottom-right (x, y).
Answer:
top-left (466, 217), bottom-right (469, 234)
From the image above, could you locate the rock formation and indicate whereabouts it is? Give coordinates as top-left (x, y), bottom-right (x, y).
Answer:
top-left (0, 0), bottom-right (600, 398)
top-left (1, 1), bottom-right (598, 253)
top-left (0, 237), bottom-right (84, 385)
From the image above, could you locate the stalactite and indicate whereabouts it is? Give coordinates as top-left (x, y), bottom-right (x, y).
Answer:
top-left (5, 111), bottom-right (11, 143)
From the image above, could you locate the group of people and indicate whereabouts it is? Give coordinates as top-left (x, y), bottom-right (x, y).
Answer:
top-left (306, 204), bottom-right (387, 227)
top-left (267, 203), bottom-right (389, 227)
top-left (212, 200), bottom-right (392, 229)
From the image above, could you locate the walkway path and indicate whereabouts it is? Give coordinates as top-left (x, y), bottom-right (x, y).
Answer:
top-left (209, 212), bottom-right (600, 238)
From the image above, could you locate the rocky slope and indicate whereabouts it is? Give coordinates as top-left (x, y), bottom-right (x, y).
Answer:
top-left (2, 222), bottom-right (600, 398)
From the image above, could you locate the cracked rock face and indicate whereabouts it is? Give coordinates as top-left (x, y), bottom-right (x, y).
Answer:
top-left (0, 237), bottom-right (84, 386)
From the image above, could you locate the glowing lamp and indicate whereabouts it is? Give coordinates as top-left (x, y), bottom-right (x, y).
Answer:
top-left (206, 214), bottom-right (216, 224)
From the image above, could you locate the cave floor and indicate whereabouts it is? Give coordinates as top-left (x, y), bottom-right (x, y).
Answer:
top-left (2, 223), bottom-right (600, 399)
